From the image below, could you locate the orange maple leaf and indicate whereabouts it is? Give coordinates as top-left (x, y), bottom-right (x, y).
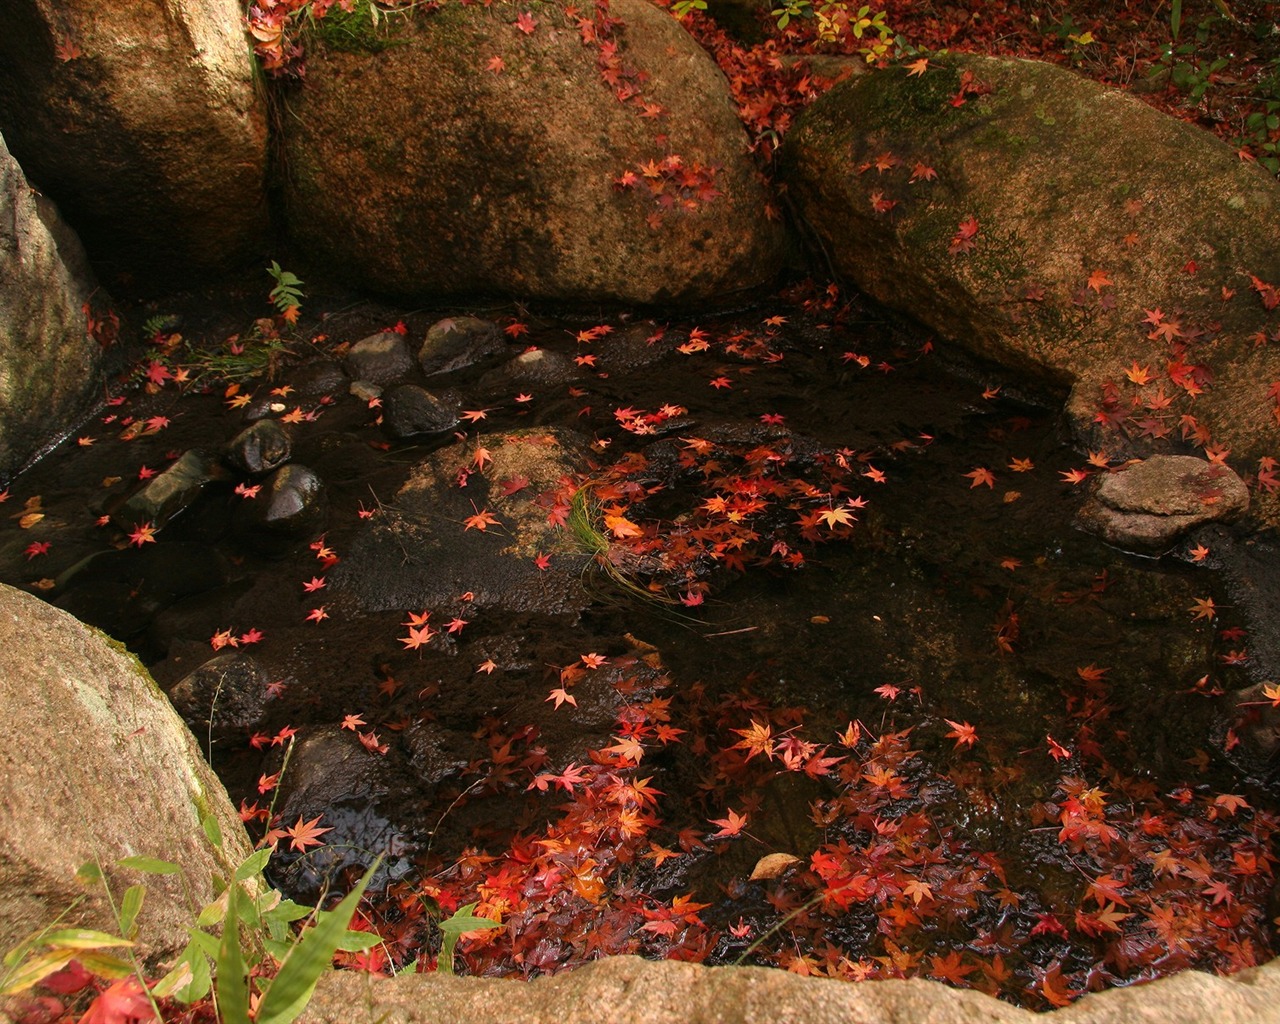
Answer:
top-left (964, 467), bottom-right (995, 489)
top-left (708, 808), bottom-right (748, 839)
top-left (1086, 269), bottom-right (1113, 292)
top-left (464, 507), bottom-right (501, 532)
top-left (284, 814), bottom-right (333, 852)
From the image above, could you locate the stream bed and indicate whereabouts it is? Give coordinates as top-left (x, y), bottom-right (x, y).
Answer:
top-left (2, 281), bottom-right (1276, 1008)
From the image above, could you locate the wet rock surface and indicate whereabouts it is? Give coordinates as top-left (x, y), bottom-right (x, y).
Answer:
top-left (345, 331), bottom-right (416, 386)
top-left (380, 385), bottom-right (463, 441)
top-left (111, 449), bottom-right (232, 532)
top-left (333, 428), bottom-right (594, 615)
top-left (1075, 456), bottom-right (1250, 552)
top-left (225, 419), bottom-right (292, 476)
top-left (166, 650), bottom-right (270, 738)
top-left (233, 464), bottom-right (328, 548)
top-left (419, 317), bottom-right (507, 376)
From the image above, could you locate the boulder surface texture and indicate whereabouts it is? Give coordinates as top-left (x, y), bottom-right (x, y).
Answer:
top-left (305, 953), bottom-right (1280, 1024)
top-left (0, 131), bottom-right (104, 479)
top-left (0, 585), bottom-right (253, 963)
top-left (283, 0), bottom-right (784, 305)
top-left (781, 55), bottom-right (1280, 518)
top-left (0, 0), bottom-right (267, 283)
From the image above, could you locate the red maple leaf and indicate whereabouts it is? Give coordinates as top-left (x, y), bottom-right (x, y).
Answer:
top-left (949, 216), bottom-right (980, 254)
top-left (944, 719), bottom-right (978, 749)
top-left (708, 808), bottom-right (748, 838)
top-left (283, 814), bottom-right (333, 852)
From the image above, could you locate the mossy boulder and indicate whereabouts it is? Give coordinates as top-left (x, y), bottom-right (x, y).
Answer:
top-left (780, 55), bottom-right (1280, 521)
top-left (0, 131), bottom-right (107, 480)
top-left (0, 0), bottom-right (267, 285)
top-left (282, 0), bottom-right (784, 306)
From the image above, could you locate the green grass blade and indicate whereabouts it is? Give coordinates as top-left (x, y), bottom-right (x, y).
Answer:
top-left (254, 863), bottom-right (377, 1024)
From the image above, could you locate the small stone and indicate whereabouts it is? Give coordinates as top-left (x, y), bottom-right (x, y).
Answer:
top-left (380, 385), bottom-right (462, 440)
top-left (477, 348), bottom-right (581, 393)
top-left (166, 651), bottom-right (269, 737)
top-left (234, 464), bottom-right (327, 546)
top-left (344, 331), bottom-right (414, 385)
top-left (350, 380), bottom-right (382, 403)
top-left (1076, 455), bottom-right (1249, 552)
top-left (111, 449), bottom-right (231, 531)
top-left (225, 419), bottom-right (291, 476)
top-left (419, 316), bottom-right (505, 376)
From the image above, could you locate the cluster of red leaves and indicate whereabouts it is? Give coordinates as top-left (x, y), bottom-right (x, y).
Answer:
top-left (8, 970), bottom-right (216, 1024)
top-left (614, 155), bottom-right (723, 229)
top-left (576, 430), bottom-right (868, 601)
top-left (339, 645), bottom-right (1278, 1008)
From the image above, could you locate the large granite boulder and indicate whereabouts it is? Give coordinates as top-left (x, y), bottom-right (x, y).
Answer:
top-left (781, 55), bottom-right (1280, 520)
top-left (0, 131), bottom-right (106, 479)
top-left (282, 0), bottom-right (784, 305)
top-left (0, 0), bottom-right (267, 283)
top-left (305, 952), bottom-right (1280, 1024)
top-left (0, 585), bottom-right (253, 962)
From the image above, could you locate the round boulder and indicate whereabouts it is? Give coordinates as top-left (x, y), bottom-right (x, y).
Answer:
top-left (781, 55), bottom-right (1280, 521)
top-left (282, 0), bottom-right (784, 305)
top-left (0, 0), bottom-right (267, 281)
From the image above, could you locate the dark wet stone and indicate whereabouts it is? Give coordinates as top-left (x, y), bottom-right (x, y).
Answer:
top-left (225, 419), bottom-right (291, 476)
top-left (344, 331), bottom-right (414, 386)
top-left (166, 650), bottom-right (269, 737)
top-left (288, 359), bottom-right (348, 397)
top-left (592, 322), bottom-right (675, 375)
top-left (239, 360), bottom-right (349, 422)
top-left (332, 428), bottom-right (594, 615)
top-left (1075, 456), bottom-right (1249, 553)
top-left (233, 464), bottom-right (327, 546)
top-left (418, 316), bottom-right (505, 376)
top-left (111, 449), bottom-right (231, 532)
top-left (270, 727), bottom-right (417, 895)
top-left (477, 348), bottom-right (581, 393)
top-left (401, 721), bottom-right (471, 786)
top-left (380, 385), bottom-right (462, 441)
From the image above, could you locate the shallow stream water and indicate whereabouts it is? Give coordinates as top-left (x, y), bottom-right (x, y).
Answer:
top-left (2, 284), bottom-right (1274, 1006)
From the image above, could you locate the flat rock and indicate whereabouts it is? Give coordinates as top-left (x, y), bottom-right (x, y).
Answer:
top-left (1076, 455), bottom-right (1249, 552)
top-left (332, 428), bottom-right (594, 614)
top-left (345, 332), bottom-right (415, 386)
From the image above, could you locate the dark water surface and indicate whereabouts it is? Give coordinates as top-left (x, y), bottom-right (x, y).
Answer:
top-left (1, 286), bottom-right (1273, 1004)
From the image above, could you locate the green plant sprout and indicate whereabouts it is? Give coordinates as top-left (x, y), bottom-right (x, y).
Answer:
top-left (1, 810), bottom-right (381, 1024)
top-left (267, 261), bottom-right (305, 323)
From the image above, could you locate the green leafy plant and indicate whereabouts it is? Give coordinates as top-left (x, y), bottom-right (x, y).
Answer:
top-left (769, 1), bottom-right (892, 53)
top-left (671, 0), bottom-right (707, 19)
top-left (434, 902), bottom-right (500, 976)
top-left (1149, 6), bottom-right (1231, 104)
top-left (1, 810), bottom-right (381, 1024)
top-left (267, 261), bottom-right (305, 324)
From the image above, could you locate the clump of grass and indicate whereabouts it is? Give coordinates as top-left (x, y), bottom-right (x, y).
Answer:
top-left (568, 486), bottom-right (678, 605)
